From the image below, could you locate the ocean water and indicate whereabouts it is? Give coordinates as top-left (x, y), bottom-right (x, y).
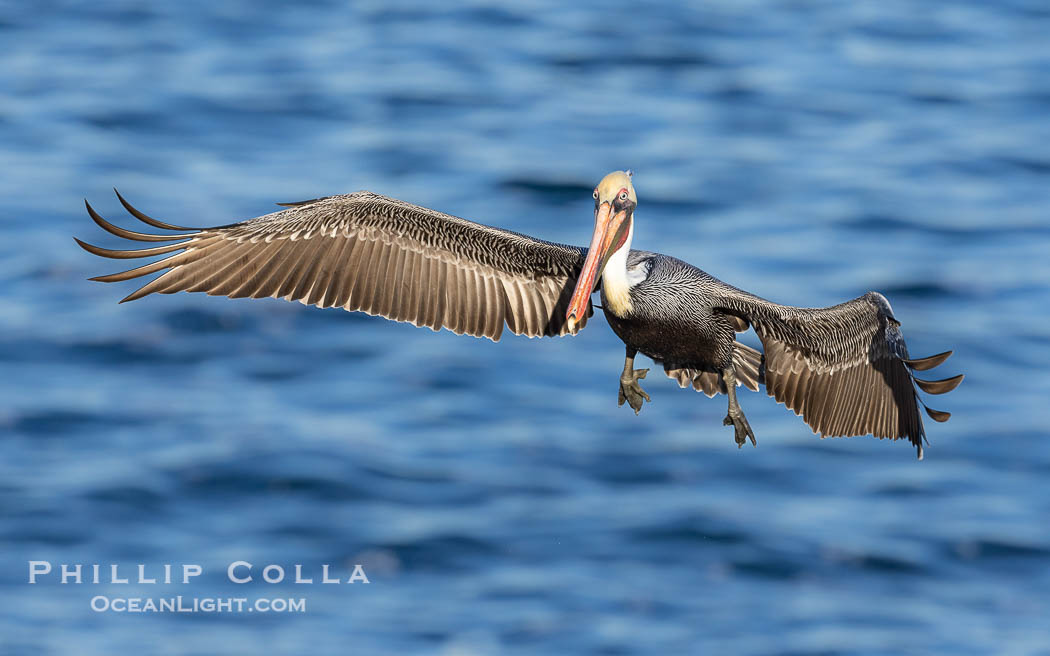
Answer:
top-left (2, 1), bottom-right (1049, 654)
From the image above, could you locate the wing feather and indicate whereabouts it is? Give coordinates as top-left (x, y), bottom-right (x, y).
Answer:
top-left (717, 291), bottom-right (961, 458)
top-left (347, 237), bottom-right (375, 310)
top-left (227, 241), bottom-right (279, 299)
top-left (77, 191), bottom-right (592, 340)
top-left (662, 342), bottom-right (764, 398)
top-left (206, 241), bottom-right (263, 298)
top-left (428, 257), bottom-right (448, 331)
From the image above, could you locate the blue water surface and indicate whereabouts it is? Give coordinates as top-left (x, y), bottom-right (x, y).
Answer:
top-left (2, 1), bottom-right (1049, 654)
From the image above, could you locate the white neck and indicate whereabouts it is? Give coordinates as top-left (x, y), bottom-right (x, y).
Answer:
top-left (601, 218), bottom-right (635, 316)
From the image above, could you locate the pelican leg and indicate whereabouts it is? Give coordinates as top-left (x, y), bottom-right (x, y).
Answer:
top-left (722, 367), bottom-right (756, 448)
top-left (618, 347), bottom-right (651, 414)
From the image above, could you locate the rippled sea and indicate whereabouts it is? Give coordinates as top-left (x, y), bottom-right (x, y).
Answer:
top-left (2, 1), bottom-right (1049, 654)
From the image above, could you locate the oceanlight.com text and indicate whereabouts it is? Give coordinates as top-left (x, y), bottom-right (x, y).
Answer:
top-left (90, 596), bottom-right (306, 613)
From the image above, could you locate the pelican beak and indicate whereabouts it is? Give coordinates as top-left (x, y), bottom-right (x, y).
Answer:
top-left (566, 201), bottom-right (630, 332)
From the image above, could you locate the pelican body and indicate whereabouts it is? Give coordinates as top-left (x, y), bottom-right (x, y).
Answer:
top-left (77, 171), bottom-right (962, 458)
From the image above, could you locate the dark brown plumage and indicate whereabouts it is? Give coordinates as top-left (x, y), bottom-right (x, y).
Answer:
top-left (601, 251), bottom-right (961, 459)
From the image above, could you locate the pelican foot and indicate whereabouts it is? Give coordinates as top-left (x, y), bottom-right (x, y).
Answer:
top-left (723, 410), bottom-right (756, 448)
top-left (618, 368), bottom-right (651, 414)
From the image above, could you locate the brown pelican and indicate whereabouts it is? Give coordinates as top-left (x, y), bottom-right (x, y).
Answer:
top-left (76, 170), bottom-right (962, 458)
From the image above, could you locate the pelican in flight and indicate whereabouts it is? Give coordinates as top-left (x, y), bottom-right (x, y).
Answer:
top-left (76, 171), bottom-right (961, 458)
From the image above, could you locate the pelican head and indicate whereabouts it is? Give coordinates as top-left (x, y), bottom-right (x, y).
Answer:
top-left (566, 170), bottom-right (637, 332)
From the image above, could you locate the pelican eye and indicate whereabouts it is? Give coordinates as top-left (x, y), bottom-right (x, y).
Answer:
top-left (618, 190), bottom-right (629, 202)
top-left (592, 189), bottom-right (599, 200)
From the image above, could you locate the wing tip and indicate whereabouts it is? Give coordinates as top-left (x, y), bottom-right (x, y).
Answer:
top-left (903, 350), bottom-right (953, 371)
top-left (914, 373), bottom-right (964, 395)
top-left (84, 198), bottom-right (104, 223)
top-left (118, 286), bottom-right (152, 303)
top-left (114, 188), bottom-right (196, 231)
top-left (923, 406), bottom-right (951, 423)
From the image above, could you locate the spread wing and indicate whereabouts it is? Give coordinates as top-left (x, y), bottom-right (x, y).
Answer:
top-left (719, 291), bottom-right (962, 459)
top-left (76, 190), bottom-right (593, 341)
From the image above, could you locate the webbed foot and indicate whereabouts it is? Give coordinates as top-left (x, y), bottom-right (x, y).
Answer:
top-left (723, 410), bottom-right (756, 448)
top-left (618, 368), bottom-right (651, 414)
